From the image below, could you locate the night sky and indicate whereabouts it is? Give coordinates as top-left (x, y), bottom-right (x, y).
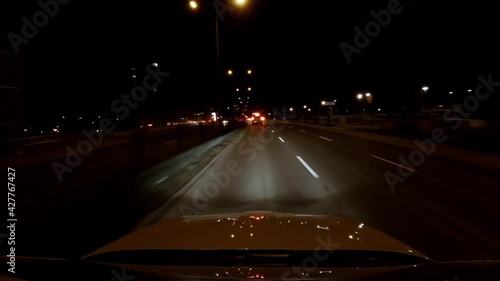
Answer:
top-left (1, 0), bottom-right (499, 122)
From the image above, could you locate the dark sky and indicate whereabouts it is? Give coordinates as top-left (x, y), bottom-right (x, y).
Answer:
top-left (1, 0), bottom-right (499, 121)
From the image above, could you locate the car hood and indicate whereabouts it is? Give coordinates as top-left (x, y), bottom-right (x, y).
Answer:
top-left (85, 211), bottom-right (429, 260)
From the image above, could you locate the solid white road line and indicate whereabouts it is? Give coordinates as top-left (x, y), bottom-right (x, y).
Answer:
top-left (371, 155), bottom-right (418, 173)
top-left (299, 129), bottom-right (306, 133)
top-left (319, 136), bottom-right (332, 142)
top-left (271, 130), bottom-right (275, 133)
top-left (279, 137), bottom-right (285, 143)
top-left (296, 156), bottom-right (320, 178)
top-left (165, 140), bottom-right (179, 145)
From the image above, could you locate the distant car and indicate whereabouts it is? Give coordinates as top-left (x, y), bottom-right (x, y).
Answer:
top-left (250, 112), bottom-right (265, 126)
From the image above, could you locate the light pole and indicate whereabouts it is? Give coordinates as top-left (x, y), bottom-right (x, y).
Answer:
top-left (321, 100), bottom-right (336, 125)
top-left (215, 14), bottom-right (221, 121)
top-left (356, 92), bottom-right (373, 113)
top-left (227, 68), bottom-right (253, 117)
top-left (189, 0), bottom-right (248, 122)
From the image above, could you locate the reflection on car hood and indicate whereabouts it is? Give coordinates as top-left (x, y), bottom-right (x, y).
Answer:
top-left (85, 211), bottom-right (429, 260)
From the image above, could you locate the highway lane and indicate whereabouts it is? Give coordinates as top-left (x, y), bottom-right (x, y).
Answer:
top-left (147, 120), bottom-right (500, 262)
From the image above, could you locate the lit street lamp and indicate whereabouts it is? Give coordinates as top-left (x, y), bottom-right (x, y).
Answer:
top-left (188, 0), bottom-right (249, 121)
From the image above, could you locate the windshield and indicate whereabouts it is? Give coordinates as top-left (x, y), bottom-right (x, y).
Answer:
top-left (1, 0), bottom-right (500, 280)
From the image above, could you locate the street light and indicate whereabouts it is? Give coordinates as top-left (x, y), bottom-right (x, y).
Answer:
top-left (247, 69), bottom-right (252, 75)
top-left (247, 87), bottom-right (252, 91)
top-left (422, 86), bottom-right (429, 92)
top-left (236, 88), bottom-right (240, 92)
top-left (188, 0), bottom-right (249, 120)
top-left (365, 93), bottom-right (371, 97)
top-left (357, 94), bottom-right (363, 100)
top-left (290, 107), bottom-right (294, 112)
top-left (235, 0), bottom-right (247, 6)
top-left (227, 69), bottom-right (233, 75)
top-left (321, 101), bottom-right (326, 105)
top-left (303, 105), bottom-right (307, 109)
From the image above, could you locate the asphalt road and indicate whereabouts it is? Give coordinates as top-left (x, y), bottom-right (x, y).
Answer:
top-left (144, 120), bottom-right (500, 262)
top-left (10, 121), bottom-right (500, 262)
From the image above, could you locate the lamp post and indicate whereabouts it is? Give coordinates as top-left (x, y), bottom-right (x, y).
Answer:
top-left (189, 0), bottom-right (249, 123)
top-left (227, 68), bottom-right (253, 117)
top-left (321, 100), bottom-right (336, 125)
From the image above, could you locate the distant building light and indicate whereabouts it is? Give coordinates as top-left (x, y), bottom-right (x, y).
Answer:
top-left (152, 63), bottom-right (158, 67)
